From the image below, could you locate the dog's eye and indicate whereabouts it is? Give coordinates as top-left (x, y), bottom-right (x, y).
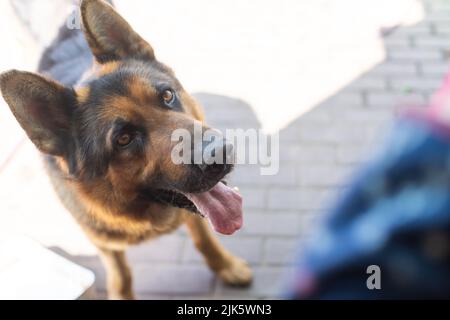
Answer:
top-left (117, 133), bottom-right (133, 147)
top-left (162, 89), bottom-right (176, 107)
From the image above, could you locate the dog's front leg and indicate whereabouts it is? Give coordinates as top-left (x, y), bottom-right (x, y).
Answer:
top-left (185, 215), bottom-right (253, 287)
top-left (98, 248), bottom-right (135, 300)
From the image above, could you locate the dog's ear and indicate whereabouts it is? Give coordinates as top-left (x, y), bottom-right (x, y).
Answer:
top-left (0, 70), bottom-right (75, 156)
top-left (80, 0), bottom-right (155, 63)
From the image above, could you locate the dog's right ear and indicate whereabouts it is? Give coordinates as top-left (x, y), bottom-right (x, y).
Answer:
top-left (0, 70), bottom-right (75, 156)
top-left (80, 0), bottom-right (155, 63)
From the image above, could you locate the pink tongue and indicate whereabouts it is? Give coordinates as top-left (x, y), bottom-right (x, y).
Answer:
top-left (183, 182), bottom-right (243, 235)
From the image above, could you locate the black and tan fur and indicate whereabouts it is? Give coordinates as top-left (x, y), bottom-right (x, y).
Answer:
top-left (0, 0), bottom-right (252, 299)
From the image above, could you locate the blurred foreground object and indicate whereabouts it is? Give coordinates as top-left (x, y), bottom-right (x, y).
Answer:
top-left (0, 235), bottom-right (95, 300)
top-left (289, 66), bottom-right (450, 299)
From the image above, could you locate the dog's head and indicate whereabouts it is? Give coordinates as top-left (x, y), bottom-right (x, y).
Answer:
top-left (0, 0), bottom-right (242, 234)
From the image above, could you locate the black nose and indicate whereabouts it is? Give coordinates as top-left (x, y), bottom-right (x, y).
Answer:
top-left (196, 140), bottom-right (235, 175)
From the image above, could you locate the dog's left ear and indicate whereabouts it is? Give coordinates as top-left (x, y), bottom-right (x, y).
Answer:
top-left (80, 0), bottom-right (155, 63)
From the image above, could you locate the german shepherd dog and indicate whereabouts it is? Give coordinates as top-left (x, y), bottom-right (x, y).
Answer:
top-left (0, 0), bottom-right (252, 299)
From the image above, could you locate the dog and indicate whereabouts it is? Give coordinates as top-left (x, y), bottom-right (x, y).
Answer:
top-left (0, 0), bottom-right (252, 299)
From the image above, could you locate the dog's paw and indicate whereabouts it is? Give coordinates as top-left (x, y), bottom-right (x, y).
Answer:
top-left (217, 255), bottom-right (253, 287)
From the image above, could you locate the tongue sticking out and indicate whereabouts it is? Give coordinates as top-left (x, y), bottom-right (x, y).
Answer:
top-left (183, 182), bottom-right (243, 235)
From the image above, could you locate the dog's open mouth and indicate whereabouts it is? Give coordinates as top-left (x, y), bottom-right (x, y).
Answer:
top-left (141, 181), bottom-right (243, 235)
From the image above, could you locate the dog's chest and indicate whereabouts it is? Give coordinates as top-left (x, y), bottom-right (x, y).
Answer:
top-left (43, 155), bottom-right (186, 248)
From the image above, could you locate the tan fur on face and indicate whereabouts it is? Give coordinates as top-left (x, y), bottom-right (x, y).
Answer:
top-left (96, 61), bottom-right (120, 76)
top-left (76, 86), bottom-right (90, 104)
top-left (100, 95), bottom-right (144, 121)
top-left (127, 76), bottom-right (158, 106)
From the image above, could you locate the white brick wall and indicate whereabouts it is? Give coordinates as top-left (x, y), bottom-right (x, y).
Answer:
top-left (367, 92), bottom-right (426, 106)
top-left (388, 48), bottom-right (443, 61)
top-left (372, 62), bottom-right (418, 76)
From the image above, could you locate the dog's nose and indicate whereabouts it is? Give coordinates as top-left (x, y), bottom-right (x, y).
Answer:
top-left (197, 140), bottom-right (235, 175)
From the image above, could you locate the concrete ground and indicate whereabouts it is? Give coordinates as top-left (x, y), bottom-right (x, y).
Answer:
top-left (1, 0), bottom-right (449, 299)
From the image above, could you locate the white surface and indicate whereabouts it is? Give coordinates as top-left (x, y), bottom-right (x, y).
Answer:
top-left (0, 235), bottom-right (95, 300)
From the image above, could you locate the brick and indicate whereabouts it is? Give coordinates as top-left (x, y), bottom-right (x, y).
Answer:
top-left (298, 214), bottom-right (323, 237)
top-left (268, 188), bottom-right (335, 211)
top-left (383, 36), bottom-right (412, 48)
top-left (267, 188), bottom-right (303, 211)
top-left (197, 94), bottom-right (258, 131)
top-left (241, 212), bottom-right (300, 236)
top-left (371, 62), bottom-right (417, 76)
top-left (366, 124), bottom-right (392, 145)
top-left (388, 49), bottom-right (442, 61)
top-left (298, 165), bottom-right (352, 187)
top-left (435, 23), bottom-right (450, 36)
top-left (420, 61), bottom-right (450, 76)
top-left (295, 110), bottom-right (332, 124)
top-left (414, 36), bottom-right (450, 49)
top-left (338, 108), bottom-right (393, 124)
top-left (298, 125), bottom-right (339, 143)
top-left (427, 1), bottom-right (450, 11)
top-left (337, 145), bottom-right (369, 164)
top-left (322, 92), bottom-right (364, 107)
top-left (426, 10), bottom-right (450, 22)
top-left (366, 92), bottom-right (403, 106)
top-left (227, 166), bottom-right (262, 186)
top-left (367, 92), bottom-right (426, 107)
top-left (348, 76), bottom-right (387, 90)
top-left (386, 22), bottom-right (433, 39)
top-left (264, 238), bottom-right (299, 265)
top-left (299, 123), bottom-right (376, 143)
top-left (134, 264), bottom-right (214, 295)
top-left (279, 127), bottom-right (302, 142)
top-left (258, 165), bottom-right (297, 186)
top-left (388, 24), bottom-right (433, 37)
top-left (182, 237), bottom-right (264, 265)
top-left (390, 77), bottom-right (443, 92)
top-left (278, 145), bottom-right (301, 163)
top-left (239, 187), bottom-right (267, 209)
top-left (229, 164), bottom-right (298, 187)
top-left (295, 145), bottom-right (336, 164)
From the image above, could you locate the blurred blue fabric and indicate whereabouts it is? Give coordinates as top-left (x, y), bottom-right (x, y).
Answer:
top-left (289, 115), bottom-right (450, 299)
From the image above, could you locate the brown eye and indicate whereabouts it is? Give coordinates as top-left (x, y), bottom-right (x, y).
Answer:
top-left (117, 133), bottom-right (132, 147)
top-left (162, 89), bottom-right (175, 106)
